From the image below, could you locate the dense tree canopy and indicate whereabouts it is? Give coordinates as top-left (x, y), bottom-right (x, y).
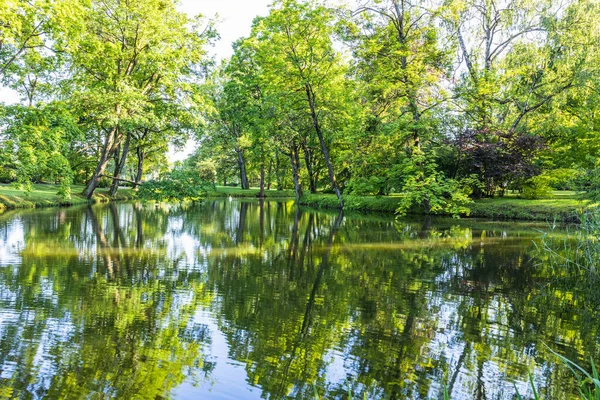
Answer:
top-left (191, 0), bottom-right (600, 213)
top-left (1, 0), bottom-right (600, 210)
top-left (1, 0), bottom-right (214, 200)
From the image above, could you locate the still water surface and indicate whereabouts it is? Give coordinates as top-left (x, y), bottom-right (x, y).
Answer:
top-left (0, 200), bottom-right (596, 399)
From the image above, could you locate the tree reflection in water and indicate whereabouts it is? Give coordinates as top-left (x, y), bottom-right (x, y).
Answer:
top-left (0, 201), bottom-right (595, 399)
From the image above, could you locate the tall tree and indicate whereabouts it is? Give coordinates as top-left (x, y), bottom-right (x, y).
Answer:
top-left (252, 0), bottom-right (353, 208)
top-left (56, 0), bottom-right (211, 198)
top-left (347, 0), bottom-right (450, 195)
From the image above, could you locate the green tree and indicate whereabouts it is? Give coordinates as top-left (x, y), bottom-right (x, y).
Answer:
top-left (0, 102), bottom-right (81, 199)
top-left (347, 0), bottom-right (450, 195)
top-left (55, 0), bottom-right (211, 198)
top-left (252, 0), bottom-right (354, 208)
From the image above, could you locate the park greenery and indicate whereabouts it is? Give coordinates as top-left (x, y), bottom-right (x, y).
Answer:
top-left (0, 0), bottom-right (599, 215)
top-left (4, 1), bottom-right (600, 398)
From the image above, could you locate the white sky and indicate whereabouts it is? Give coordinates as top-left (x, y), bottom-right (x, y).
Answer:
top-left (0, 0), bottom-right (274, 161)
top-left (180, 0), bottom-right (272, 60)
top-left (170, 0), bottom-right (273, 161)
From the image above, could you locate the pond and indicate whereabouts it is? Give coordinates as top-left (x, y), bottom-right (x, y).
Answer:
top-left (0, 200), bottom-right (596, 399)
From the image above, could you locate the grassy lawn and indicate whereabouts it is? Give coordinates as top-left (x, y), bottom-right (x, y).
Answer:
top-left (0, 184), bottom-right (134, 210)
top-left (468, 197), bottom-right (588, 222)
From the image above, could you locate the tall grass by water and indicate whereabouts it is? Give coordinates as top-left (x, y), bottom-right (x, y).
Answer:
top-left (537, 208), bottom-right (600, 273)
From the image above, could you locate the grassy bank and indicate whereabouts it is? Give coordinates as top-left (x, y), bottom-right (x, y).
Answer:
top-left (298, 193), bottom-right (589, 222)
top-left (208, 187), bottom-right (588, 221)
top-left (10, 183), bottom-right (582, 222)
top-left (299, 193), bottom-right (400, 213)
top-left (0, 184), bottom-right (134, 211)
top-left (468, 197), bottom-right (587, 222)
top-left (207, 186), bottom-right (296, 198)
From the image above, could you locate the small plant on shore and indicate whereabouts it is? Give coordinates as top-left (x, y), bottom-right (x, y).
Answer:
top-left (395, 167), bottom-right (474, 217)
top-left (137, 169), bottom-right (211, 202)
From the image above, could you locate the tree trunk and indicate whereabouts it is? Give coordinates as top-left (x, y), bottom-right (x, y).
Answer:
top-left (267, 159), bottom-right (273, 190)
top-left (110, 144), bottom-right (121, 193)
top-left (275, 150), bottom-right (284, 190)
top-left (258, 163), bottom-right (265, 198)
top-left (134, 147), bottom-right (145, 189)
top-left (84, 127), bottom-right (121, 199)
top-left (109, 131), bottom-right (132, 196)
top-left (288, 145), bottom-right (302, 199)
top-left (305, 85), bottom-right (343, 208)
top-left (301, 142), bottom-right (317, 193)
top-left (236, 146), bottom-right (249, 190)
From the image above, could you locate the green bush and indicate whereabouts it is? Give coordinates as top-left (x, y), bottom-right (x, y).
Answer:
top-left (97, 176), bottom-right (112, 188)
top-left (0, 168), bottom-right (16, 183)
top-left (545, 168), bottom-right (581, 190)
top-left (396, 172), bottom-right (472, 217)
top-left (521, 175), bottom-right (553, 199)
top-left (137, 169), bottom-right (211, 202)
top-left (196, 159), bottom-right (217, 186)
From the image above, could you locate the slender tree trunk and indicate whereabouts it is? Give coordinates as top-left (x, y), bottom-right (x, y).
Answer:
top-left (236, 146), bottom-right (249, 190)
top-left (301, 142), bottom-right (317, 193)
top-left (305, 85), bottom-right (343, 208)
top-left (84, 126), bottom-right (121, 199)
top-left (288, 145), bottom-right (302, 199)
top-left (267, 159), bottom-right (273, 190)
top-left (109, 144), bottom-right (121, 193)
top-left (275, 150), bottom-right (283, 190)
top-left (109, 131), bottom-right (132, 196)
top-left (134, 147), bottom-right (145, 189)
top-left (259, 163), bottom-right (265, 198)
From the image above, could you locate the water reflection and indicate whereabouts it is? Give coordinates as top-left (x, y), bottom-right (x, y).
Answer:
top-left (0, 201), bottom-right (595, 399)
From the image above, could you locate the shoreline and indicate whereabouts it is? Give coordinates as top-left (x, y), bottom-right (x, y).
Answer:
top-left (0, 184), bottom-right (135, 212)
top-left (0, 184), bottom-right (589, 223)
top-left (298, 193), bottom-right (587, 223)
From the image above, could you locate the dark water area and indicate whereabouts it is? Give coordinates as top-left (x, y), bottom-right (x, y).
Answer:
top-left (0, 200), bottom-right (597, 399)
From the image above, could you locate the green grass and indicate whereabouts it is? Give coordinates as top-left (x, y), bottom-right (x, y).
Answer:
top-left (298, 192), bottom-right (590, 222)
top-left (0, 184), bottom-right (134, 211)
top-left (469, 197), bottom-right (588, 222)
top-left (207, 186), bottom-right (296, 198)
